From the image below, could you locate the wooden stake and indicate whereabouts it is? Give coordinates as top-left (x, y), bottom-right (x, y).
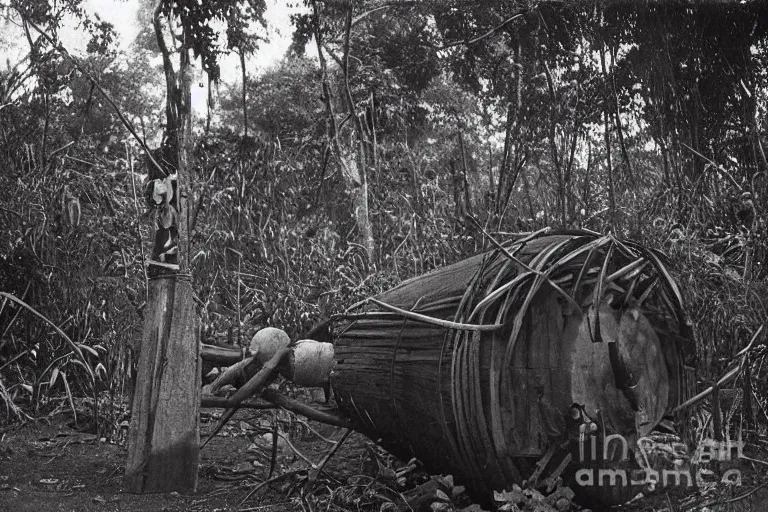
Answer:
top-left (125, 275), bottom-right (200, 493)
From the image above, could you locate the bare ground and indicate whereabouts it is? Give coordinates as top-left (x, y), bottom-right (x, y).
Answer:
top-left (1, 403), bottom-right (768, 512)
top-left (0, 405), bottom-right (381, 512)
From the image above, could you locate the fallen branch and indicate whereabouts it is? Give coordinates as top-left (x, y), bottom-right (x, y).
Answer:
top-left (294, 417), bottom-right (338, 444)
top-left (261, 388), bottom-right (353, 429)
top-left (238, 469), bottom-right (305, 507)
top-left (201, 395), bottom-right (274, 410)
top-left (206, 356), bottom-right (257, 395)
top-left (201, 347), bottom-right (291, 449)
top-left (276, 431), bottom-right (315, 467)
top-left (308, 428), bottom-right (353, 483)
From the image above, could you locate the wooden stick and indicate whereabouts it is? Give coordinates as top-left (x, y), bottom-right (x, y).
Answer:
top-left (206, 356), bottom-right (256, 395)
top-left (201, 396), bottom-right (274, 410)
top-left (229, 347), bottom-right (291, 405)
top-left (238, 469), bottom-right (304, 507)
top-left (261, 388), bottom-right (354, 429)
top-left (201, 347), bottom-right (291, 449)
top-left (268, 413), bottom-right (279, 479)
top-left (308, 428), bottom-right (353, 483)
top-left (276, 431), bottom-right (315, 467)
top-left (368, 297), bottom-right (503, 332)
top-left (201, 343), bottom-right (246, 365)
top-left (465, 215), bottom-right (541, 273)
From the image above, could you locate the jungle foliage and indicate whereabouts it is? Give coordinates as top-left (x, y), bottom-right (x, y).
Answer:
top-left (0, 0), bottom-right (767, 447)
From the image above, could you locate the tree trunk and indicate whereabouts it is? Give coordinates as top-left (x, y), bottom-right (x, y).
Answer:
top-left (240, 48), bottom-right (248, 138)
top-left (496, 98), bottom-right (515, 217)
top-left (146, 0), bottom-right (191, 272)
top-left (609, 45), bottom-right (633, 183)
top-left (450, 161), bottom-right (462, 217)
top-left (126, 1), bottom-right (198, 493)
top-left (176, 48), bottom-right (192, 268)
top-left (600, 44), bottom-right (616, 224)
top-left (497, 39), bottom-right (523, 225)
top-left (125, 275), bottom-right (200, 492)
top-left (341, 8), bottom-right (374, 261)
top-left (311, 0), bottom-right (375, 262)
top-left (542, 60), bottom-right (564, 225)
top-left (205, 74), bottom-right (213, 135)
top-left (458, 130), bottom-right (473, 217)
top-left (342, 143), bottom-right (374, 261)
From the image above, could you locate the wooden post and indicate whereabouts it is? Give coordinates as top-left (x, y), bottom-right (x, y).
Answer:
top-left (125, 274), bottom-right (200, 493)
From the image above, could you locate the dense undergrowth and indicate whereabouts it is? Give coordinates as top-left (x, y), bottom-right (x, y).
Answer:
top-left (1, 5), bottom-right (767, 511)
top-left (1, 123), bottom-right (765, 441)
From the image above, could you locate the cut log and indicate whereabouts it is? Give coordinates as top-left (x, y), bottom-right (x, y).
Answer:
top-left (125, 274), bottom-right (200, 493)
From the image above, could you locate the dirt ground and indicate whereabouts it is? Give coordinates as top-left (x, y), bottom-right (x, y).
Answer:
top-left (2, 404), bottom-right (768, 512)
top-left (0, 405), bottom-right (382, 512)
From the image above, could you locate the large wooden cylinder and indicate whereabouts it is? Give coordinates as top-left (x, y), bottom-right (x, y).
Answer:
top-left (331, 233), bottom-right (694, 503)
